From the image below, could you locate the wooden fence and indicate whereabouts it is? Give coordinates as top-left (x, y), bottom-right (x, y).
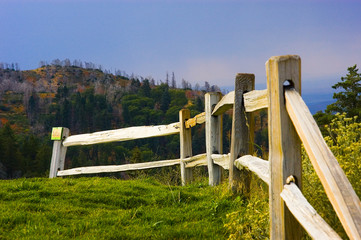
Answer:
top-left (49, 55), bottom-right (361, 240)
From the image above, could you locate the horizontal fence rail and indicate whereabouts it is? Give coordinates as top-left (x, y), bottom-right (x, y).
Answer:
top-left (184, 112), bottom-right (206, 128)
top-left (243, 89), bottom-right (268, 112)
top-left (57, 153), bottom-right (230, 177)
top-left (211, 89), bottom-right (268, 116)
top-left (212, 91), bottom-right (234, 116)
top-left (234, 155), bottom-right (269, 185)
top-left (63, 122), bottom-right (180, 147)
top-left (58, 159), bottom-right (181, 176)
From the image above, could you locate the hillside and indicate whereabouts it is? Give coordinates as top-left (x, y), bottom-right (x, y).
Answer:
top-left (0, 64), bottom-right (130, 134)
top-left (0, 63), bottom-right (230, 179)
top-left (0, 177), bottom-right (268, 240)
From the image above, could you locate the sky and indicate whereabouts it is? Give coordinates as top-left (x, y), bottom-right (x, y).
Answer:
top-left (1, 0), bottom-right (360, 94)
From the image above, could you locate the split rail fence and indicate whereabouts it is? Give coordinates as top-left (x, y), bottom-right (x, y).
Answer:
top-left (49, 55), bottom-right (361, 240)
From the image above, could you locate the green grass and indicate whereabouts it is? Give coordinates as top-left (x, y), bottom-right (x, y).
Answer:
top-left (0, 177), bottom-right (246, 240)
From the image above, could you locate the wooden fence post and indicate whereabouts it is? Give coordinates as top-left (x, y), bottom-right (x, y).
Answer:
top-left (49, 127), bottom-right (70, 178)
top-left (266, 55), bottom-right (303, 239)
top-left (205, 92), bottom-right (223, 186)
top-left (179, 109), bottom-right (193, 185)
top-left (229, 73), bottom-right (255, 194)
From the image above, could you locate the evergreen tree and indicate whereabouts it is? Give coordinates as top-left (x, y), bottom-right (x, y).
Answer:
top-left (0, 124), bottom-right (22, 178)
top-left (314, 64), bottom-right (361, 134)
top-left (326, 65), bottom-right (361, 118)
top-left (35, 143), bottom-right (52, 175)
top-left (195, 97), bottom-right (204, 112)
top-left (20, 134), bottom-right (39, 175)
top-left (27, 93), bottom-right (39, 124)
top-left (140, 79), bottom-right (151, 97)
top-left (130, 78), bottom-right (141, 93)
top-left (160, 84), bottom-right (171, 112)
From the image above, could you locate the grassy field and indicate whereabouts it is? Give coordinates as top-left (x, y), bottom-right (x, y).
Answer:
top-left (0, 177), bottom-right (254, 240)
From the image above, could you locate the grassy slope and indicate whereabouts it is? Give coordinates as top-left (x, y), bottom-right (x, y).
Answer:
top-left (0, 177), bottom-right (244, 240)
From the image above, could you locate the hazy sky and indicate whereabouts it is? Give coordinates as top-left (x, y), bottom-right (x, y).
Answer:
top-left (1, 0), bottom-right (360, 93)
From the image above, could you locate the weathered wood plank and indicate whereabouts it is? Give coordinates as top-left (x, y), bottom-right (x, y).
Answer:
top-left (63, 122), bottom-right (180, 147)
top-left (205, 92), bottom-right (223, 186)
top-left (57, 159), bottom-right (181, 176)
top-left (185, 112), bottom-right (206, 128)
top-left (234, 155), bottom-right (269, 185)
top-left (212, 91), bottom-right (234, 116)
top-left (179, 109), bottom-right (193, 185)
top-left (244, 89), bottom-right (268, 112)
top-left (49, 128), bottom-right (69, 178)
top-left (58, 153), bottom-right (212, 176)
top-left (212, 154), bottom-right (229, 170)
top-left (183, 153), bottom-right (229, 169)
top-left (267, 55), bottom-right (303, 239)
top-left (285, 88), bottom-right (361, 240)
top-left (210, 89), bottom-right (268, 115)
top-left (229, 73), bottom-right (255, 194)
top-left (281, 182), bottom-right (342, 240)
top-left (184, 153), bottom-right (208, 168)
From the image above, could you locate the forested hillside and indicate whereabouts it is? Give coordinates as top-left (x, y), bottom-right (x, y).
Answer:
top-left (0, 61), bottom-right (247, 179)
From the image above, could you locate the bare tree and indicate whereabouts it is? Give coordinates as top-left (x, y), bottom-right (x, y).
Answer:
top-left (204, 81), bottom-right (210, 92)
top-left (171, 72), bottom-right (176, 88)
top-left (194, 83), bottom-right (200, 91)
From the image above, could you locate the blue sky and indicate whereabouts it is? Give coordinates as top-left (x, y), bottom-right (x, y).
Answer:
top-left (1, 0), bottom-right (360, 94)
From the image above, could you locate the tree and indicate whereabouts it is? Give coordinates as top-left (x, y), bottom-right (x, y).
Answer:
top-left (314, 64), bottom-right (361, 135)
top-left (130, 78), bottom-right (141, 93)
top-left (27, 93), bottom-right (39, 124)
top-left (165, 72), bottom-right (169, 86)
top-left (171, 72), bottom-right (176, 88)
top-left (160, 84), bottom-right (171, 112)
top-left (194, 83), bottom-right (200, 91)
top-left (204, 81), bottom-right (210, 92)
top-left (0, 123), bottom-right (22, 178)
top-left (326, 65), bottom-right (361, 118)
top-left (140, 79), bottom-right (151, 97)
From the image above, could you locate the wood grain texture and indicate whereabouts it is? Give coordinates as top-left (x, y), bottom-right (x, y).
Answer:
top-left (266, 55), bottom-right (303, 239)
top-left (211, 154), bottom-right (230, 170)
top-left (57, 159), bottom-right (181, 176)
top-left (212, 91), bottom-right (234, 116)
top-left (205, 92), bottom-right (223, 186)
top-left (63, 122), bottom-right (180, 147)
top-left (57, 153), bottom-right (216, 176)
top-left (244, 89), bottom-right (268, 112)
top-left (49, 128), bottom-right (69, 178)
top-left (185, 112), bottom-right (205, 128)
top-left (179, 109), bottom-right (193, 185)
top-left (285, 88), bottom-right (361, 240)
top-left (184, 153), bottom-right (208, 168)
top-left (229, 73), bottom-right (255, 194)
top-left (183, 153), bottom-right (229, 169)
top-left (281, 183), bottom-right (342, 240)
top-left (234, 155), bottom-right (270, 185)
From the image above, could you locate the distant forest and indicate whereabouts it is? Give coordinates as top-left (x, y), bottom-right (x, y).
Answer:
top-left (1, 60), bottom-right (271, 180)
